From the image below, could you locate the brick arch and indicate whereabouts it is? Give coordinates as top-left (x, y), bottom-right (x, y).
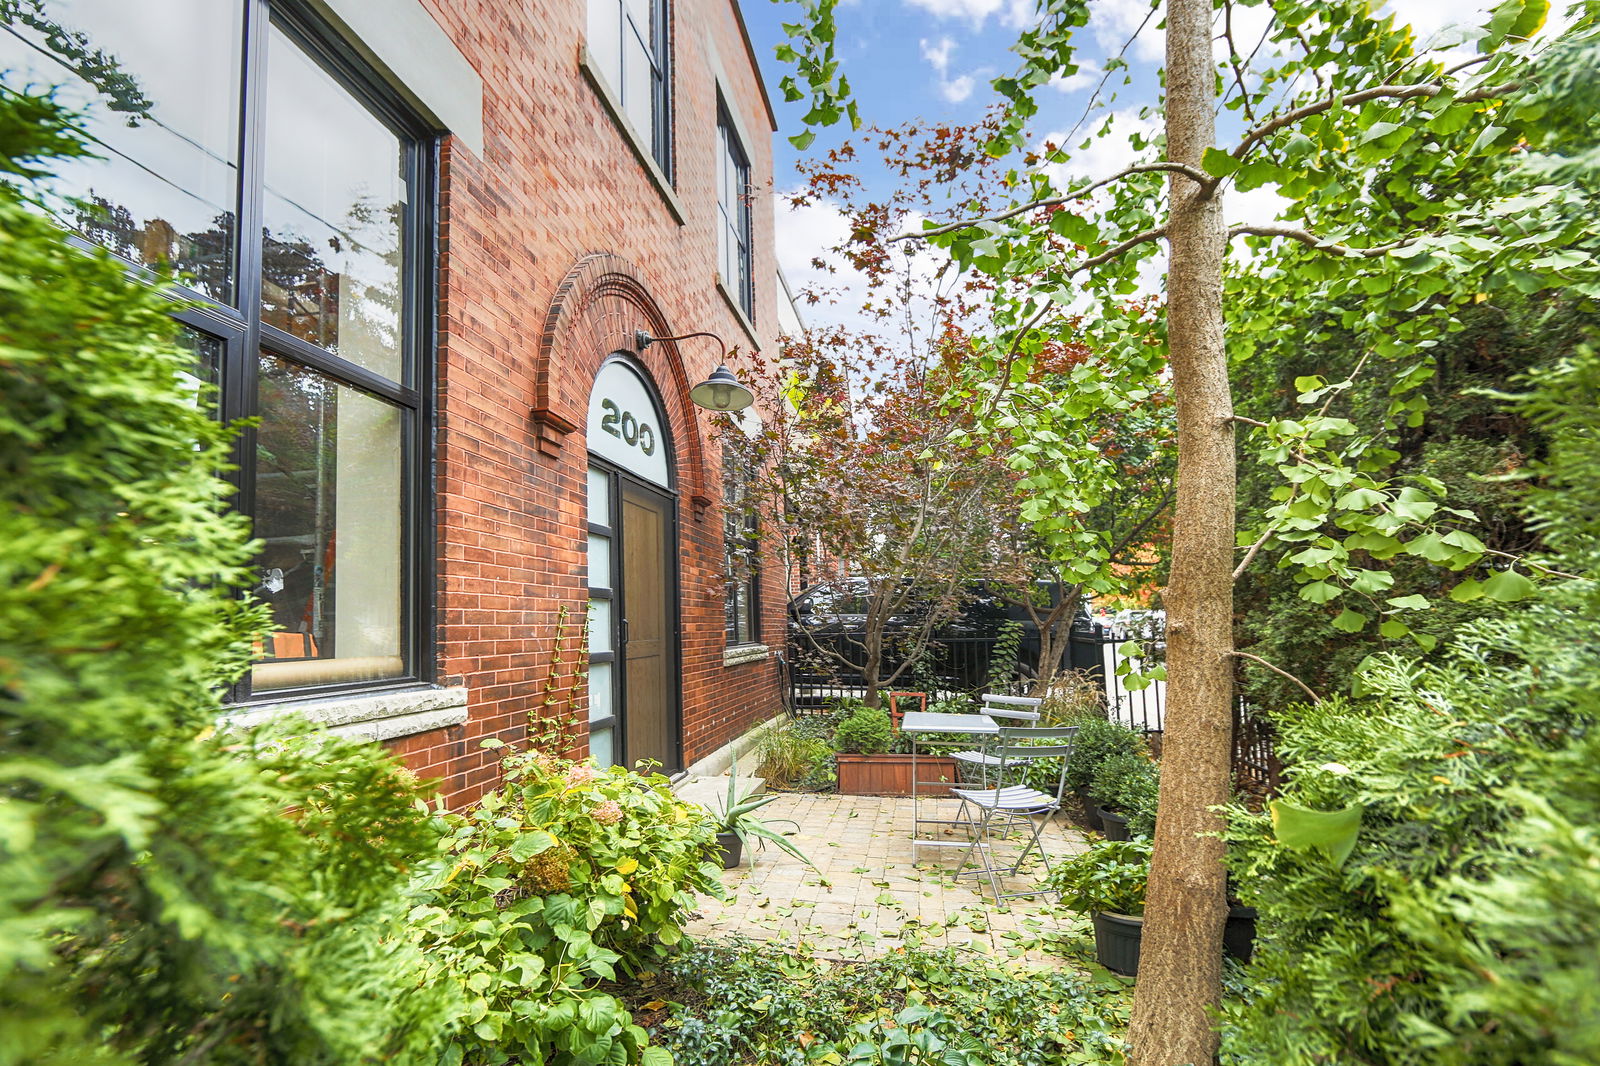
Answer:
top-left (533, 252), bottom-right (711, 507)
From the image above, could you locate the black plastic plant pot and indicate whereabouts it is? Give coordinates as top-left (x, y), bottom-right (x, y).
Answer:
top-left (1092, 911), bottom-right (1143, 976)
top-left (715, 831), bottom-right (743, 869)
top-left (1224, 905), bottom-right (1257, 963)
top-left (1096, 807), bottom-right (1130, 842)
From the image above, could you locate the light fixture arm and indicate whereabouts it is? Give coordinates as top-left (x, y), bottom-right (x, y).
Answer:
top-left (635, 329), bottom-right (727, 362)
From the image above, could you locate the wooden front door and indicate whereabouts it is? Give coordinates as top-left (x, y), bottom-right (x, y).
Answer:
top-left (620, 479), bottom-right (679, 773)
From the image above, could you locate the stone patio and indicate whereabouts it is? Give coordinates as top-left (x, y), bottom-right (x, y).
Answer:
top-left (685, 791), bottom-right (1095, 961)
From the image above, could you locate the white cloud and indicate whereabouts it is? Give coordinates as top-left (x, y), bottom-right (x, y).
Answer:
top-left (902, 0), bottom-right (1033, 30)
top-left (1091, 0), bottom-right (1165, 64)
top-left (920, 36), bottom-right (979, 103)
top-left (1037, 107), bottom-right (1162, 185)
top-left (1047, 58), bottom-right (1101, 94)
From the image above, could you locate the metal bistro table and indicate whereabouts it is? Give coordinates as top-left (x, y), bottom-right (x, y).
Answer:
top-left (901, 711), bottom-right (998, 860)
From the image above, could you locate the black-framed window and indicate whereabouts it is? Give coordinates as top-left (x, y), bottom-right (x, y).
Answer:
top-left (723, 453), bottom-right (759, 645)
top-left (716, 101), bottom-right (753, 321)
top-left (3, 1), bottom-right (436, 701)
top-left (588, 0), bottom-right (671, 175)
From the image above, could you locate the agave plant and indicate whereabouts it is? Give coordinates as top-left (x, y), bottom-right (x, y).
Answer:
top-left (710, 761), bottom-right (814, 866)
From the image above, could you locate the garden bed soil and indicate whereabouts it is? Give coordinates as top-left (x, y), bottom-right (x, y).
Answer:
top-left (835, 753), bottom-right (960, 796)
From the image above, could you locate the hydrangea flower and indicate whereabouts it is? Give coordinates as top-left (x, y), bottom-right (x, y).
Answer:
top-left (592, 800), bottom-right (623, 825)
top-left (565, 763), bottom-right (597, 787)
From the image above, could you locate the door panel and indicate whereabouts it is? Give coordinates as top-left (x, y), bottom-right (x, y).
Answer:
top-left (621, 481), bottom-right (678, 773)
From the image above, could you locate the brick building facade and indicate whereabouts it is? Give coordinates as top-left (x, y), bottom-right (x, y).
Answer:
top-left (3, 0), bottom-right (792, 806)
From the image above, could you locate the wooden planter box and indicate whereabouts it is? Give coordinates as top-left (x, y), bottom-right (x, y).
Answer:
top-left (835, 753), bottom-right (960, 796)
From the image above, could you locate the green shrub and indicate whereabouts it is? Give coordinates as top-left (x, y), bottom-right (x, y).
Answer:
top-left (1063, 717), bottom-right (1148, 795)
top-left (1047, 838), bottom-right (1152, 917)
top-left (1091, 752), bottom-right (1159, 836)
top-left (409, 752), bottom-right (723, 1066)
top-left (0, 87), bottom-right (454, 1066)
top-left (756, 725), bottom-right (833, 790)
top-left (651, 938), bottom-right (1131, 1066)
top-left (834, 707), bottom-right (894, 755)
top-left (1038, 670), bottom-right (1107, 724)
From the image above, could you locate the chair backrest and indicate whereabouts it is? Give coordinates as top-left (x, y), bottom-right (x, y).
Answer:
top-left (992, 725), bottom-right (1079, 801)
top-left (980, 692), bottom-right (1043, 722)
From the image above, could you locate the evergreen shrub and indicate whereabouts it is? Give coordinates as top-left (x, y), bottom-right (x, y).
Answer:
top-left (834, 706), bottom-right (894, 755)
top-left (0, 87), bottom-right (456, 1065)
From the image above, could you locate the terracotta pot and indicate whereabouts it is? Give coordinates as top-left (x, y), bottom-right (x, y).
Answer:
top-left (835, 752), bottom-right (960, 796)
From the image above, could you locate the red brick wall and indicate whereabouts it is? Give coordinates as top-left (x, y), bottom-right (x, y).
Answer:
top-left (394, 0), bottom-right (787, 807)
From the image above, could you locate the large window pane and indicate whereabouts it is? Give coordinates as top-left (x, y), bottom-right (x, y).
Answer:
top-left (0, 0), bottom-right (242, 300)
top-left (261, 23), bottom-right (405, 382)
top-left (621, 34), bottom-right (652, 138)
top-left (586, 0), bottom-right (621, 86)
top-left (252, 353), bottom-right (405, 691)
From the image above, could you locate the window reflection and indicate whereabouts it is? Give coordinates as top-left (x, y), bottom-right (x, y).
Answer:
top-left (0, 0), bottom-right (243, 300)
top-left (260, 22), bottom-right (405, 383)
top-left (252, 353), bottom-right (404, 691)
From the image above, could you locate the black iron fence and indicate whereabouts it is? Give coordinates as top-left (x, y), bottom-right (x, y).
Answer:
top-left (785, 608), bottom-right (1280, 796)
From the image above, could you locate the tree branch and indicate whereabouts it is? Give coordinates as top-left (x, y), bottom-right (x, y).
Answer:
top-left (895, 163), bottom-right (1206, 243)
top-left (1233, 80), bottom-right (1522, 159)
top-left (1226, 414), bottom-right (1269, 428)
top-left (1480, 548), bottom-right (1582, 581)
top-left (1228, 224), bottom-right (1412, 258)
top-left (1075, 224), bottom-right (1168, 274)
top-left (1231, 650), bottom-right (1322, 703)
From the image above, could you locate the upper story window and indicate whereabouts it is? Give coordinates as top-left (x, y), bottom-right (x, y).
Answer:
top-left (2, 1), bottom-right (436, 702)
top-left (716, 102), bottom-right (753, 322)
top-left (588, 0), bottom-right (671, 175)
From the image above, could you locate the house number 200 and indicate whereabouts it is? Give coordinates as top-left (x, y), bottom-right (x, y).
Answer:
top-left (600, 399), bottom-right (656, 455)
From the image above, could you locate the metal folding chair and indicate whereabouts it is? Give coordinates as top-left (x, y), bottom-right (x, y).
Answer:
top-left (950, 693), bottom-right (1043, 787)
top-left (949, 724), bottom-right (1078, 903)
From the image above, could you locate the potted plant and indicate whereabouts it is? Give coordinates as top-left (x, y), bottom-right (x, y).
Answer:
top-left (1048, 838), bottom-right (1151, 975)
top-left (1049, 838), bottom-right (1256, 973)
top-left (1090, 752), bottom-right (1159, 841)
top-left (1061, 717), bottom-right (1148, 830)
top-left (706, 767), bottom-right (813, 869)
top-left (832, 705), bottom-right (959, 796)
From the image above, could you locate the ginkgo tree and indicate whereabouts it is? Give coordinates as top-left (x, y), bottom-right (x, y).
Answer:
top-left (772, 0), bottom-right (1599, 1060)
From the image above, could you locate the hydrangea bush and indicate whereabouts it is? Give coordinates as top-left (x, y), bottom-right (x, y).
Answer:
top-left (409, 752), bottom-right (724, 1066)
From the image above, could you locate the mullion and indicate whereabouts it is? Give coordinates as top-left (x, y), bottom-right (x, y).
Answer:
top-left (259, 325), bottom-right (417, 407)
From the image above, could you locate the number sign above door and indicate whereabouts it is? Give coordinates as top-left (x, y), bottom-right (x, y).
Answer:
top-left (588, 359), bottom-right (671, 488)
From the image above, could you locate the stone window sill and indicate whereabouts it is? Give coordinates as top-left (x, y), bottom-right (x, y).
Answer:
top-left (225, 685), bottom-right (469, 743)
top-left (716, 274), bottom-right (761, 351)
top-left (578, 44), bottom-right (686, 226)
top-left (723, 642), bottom-right (771, 667)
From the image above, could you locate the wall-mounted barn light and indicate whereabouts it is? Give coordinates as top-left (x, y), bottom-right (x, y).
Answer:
top-left (635, 329), bottom-right (755, 412)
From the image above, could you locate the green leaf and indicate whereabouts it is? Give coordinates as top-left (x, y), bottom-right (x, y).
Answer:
top-left (788, 129), bottom-right (816, 150)
top-left (1299, 581), bottom-right (1341, 604)
top-left (1385, 594), bottom-right (1432, 610)
top-left (1380, 619), bottom-right (1410, 639)
top-left (1201, 147), bottom-right (1240, 178)
top-left (509, 829), bottom-right (558, 863)
top-left (1331, 608), bottom-right (1367, 633)
top-left (641, 1048), bottom-right (674, 1066)
top-left (1448, 579), bottom-right (1484, 602)
top-left (1481, 568), bottom-right (1537, 601)
top-left (1270, 800), bottom-right (1364, 868)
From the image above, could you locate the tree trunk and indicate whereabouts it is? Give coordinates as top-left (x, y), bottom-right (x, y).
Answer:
top-left (1127, 0), bottom-right (1235, 1062)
